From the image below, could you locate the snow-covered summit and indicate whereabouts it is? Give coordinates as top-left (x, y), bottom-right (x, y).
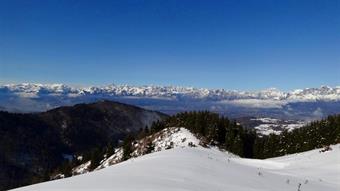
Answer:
top-left (1, 83), bottom-right (340, 102)
top-left (71, 127), bottom-right (203, 176)
top-left (99, 127), bottom-right (202, 169)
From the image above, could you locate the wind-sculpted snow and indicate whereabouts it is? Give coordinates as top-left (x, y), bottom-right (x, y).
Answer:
top-left (14, 143), bottom-right (340, 191)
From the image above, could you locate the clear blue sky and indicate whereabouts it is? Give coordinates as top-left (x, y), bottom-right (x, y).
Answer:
top-left (0, 0), bottom-right (339, 90)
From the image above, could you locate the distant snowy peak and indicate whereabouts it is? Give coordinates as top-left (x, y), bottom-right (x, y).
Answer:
top-left (0, 83), bottom-right (79, 98)
top-left (1, 83), bottom-right (340, 102)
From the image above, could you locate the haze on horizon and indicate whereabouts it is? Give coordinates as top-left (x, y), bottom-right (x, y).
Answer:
top-left (0, 0), bottom-right (339, 91)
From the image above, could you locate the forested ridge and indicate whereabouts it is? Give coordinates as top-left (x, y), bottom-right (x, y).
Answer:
top-left (145, 111), bottom-right (340, 159)
top-left (0, 101), bottom-right (165, 191)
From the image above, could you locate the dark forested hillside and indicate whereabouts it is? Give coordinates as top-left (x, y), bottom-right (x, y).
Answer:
top-left (0, 100), bottom-right (166, 191)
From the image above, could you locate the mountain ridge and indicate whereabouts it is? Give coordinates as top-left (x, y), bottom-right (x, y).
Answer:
top-left (1, 83), bottom-right (340, 120)
top-left (1, 83), bottom-right (340, 101)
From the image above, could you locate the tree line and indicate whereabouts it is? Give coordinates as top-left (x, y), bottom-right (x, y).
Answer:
top-left (142, 111), bottom-right (340, 159)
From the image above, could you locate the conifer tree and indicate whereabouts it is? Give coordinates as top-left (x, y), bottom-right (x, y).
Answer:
top-left (122, 135), bottom-right (134, 161)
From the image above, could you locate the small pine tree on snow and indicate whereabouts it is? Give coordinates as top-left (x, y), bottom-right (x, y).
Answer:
top-left (89, 148), bottom-right (103, 170)
top-left (122, 135), bottom-right (134, 161)
top-left (145, 141), bottom-right (155, 154)
top-left (232, 135), bottom-right (244, 157)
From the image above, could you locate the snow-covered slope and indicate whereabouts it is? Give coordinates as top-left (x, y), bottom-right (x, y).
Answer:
top-left (267, 144), bottom-right (340, 185)
top-left (72, 127), bottom-right (201, 175)
top-left (13, 129), bottom-right (340, 191)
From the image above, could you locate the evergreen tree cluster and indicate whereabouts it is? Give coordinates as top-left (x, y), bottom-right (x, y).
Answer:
top-left (122, 135), bottom-right (135, 161)
top-left (148, 111), bottom-right (340, 159)
top-left (150, 111), bottom-right (256, 157)
top-left (253, 114), bottom-right (340, 158)
top-left (55, 140), bottom-right (118, 178)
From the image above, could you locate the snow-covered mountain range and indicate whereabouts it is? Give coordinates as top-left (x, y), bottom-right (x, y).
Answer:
top-left (1, 83), bottom-right (340, 101)
top-left (1, 83), bottom-right (340, 120)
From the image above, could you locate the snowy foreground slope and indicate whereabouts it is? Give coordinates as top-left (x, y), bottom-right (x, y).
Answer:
top-left (14, 129), bottom-right (340, 191)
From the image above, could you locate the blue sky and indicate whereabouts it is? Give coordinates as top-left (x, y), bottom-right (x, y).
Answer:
top-left (0, 0), bottom-right (339, 90)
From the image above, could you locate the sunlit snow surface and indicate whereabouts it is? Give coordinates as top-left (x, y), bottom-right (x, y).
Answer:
top-left (14, 131), bottom-right (340, 191)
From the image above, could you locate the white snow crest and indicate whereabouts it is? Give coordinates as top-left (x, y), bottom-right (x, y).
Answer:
top-left (75, 127), bottom-right (201, 174)
top-left (151, 127), bottom-right (201, 151)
